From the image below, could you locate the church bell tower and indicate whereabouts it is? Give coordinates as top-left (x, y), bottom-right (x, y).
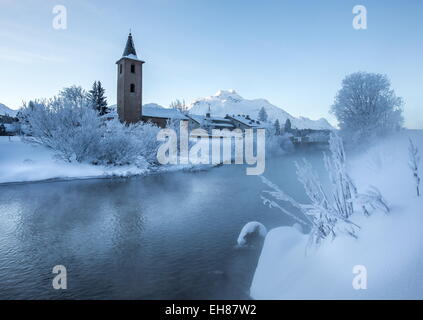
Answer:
top-left (116, 32), bottom-right (145, 123)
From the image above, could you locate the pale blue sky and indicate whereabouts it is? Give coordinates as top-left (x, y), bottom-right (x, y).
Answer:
top-left (0, 0), bottom-right (422, 128)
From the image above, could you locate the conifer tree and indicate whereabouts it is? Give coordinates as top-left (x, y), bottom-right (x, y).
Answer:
top-left (88, 81), bottom-right (108, 115)
top-left (274, 119), bottom-right (281, 135)
top-left (284, 118), bottom-right (292, 133)
top-left (258, 107), bottom-right (268, 122)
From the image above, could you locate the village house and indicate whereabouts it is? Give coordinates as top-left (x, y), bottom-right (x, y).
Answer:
top-left (142, 105), bottom-right (190, 128)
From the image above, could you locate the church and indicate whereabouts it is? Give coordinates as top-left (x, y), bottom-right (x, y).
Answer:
top-left (116, 33), bottom-right (264, 131)
top-left (116, 33), bottom-right (188, 127)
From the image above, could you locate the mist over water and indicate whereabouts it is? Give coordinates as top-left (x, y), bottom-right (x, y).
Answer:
top-left (0, 151), bottom-right (326, 299)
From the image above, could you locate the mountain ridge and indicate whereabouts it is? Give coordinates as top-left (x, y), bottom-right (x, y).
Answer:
top-left (188, 90), bottom-right (334, 130)
top-left (0, 103), bottom-right (17, 117)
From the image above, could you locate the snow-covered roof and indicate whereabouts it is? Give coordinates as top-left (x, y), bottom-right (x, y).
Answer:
top-left (228, 115), bottom-right (265, 128)
top-left (142, 105), bottom-right (189, 120)
top-left (187, 114), bottom-right (205, 125)
top-left (187, 114), bottom-right (235, 129)
top-left (121, 54), bottom-right (144, 62)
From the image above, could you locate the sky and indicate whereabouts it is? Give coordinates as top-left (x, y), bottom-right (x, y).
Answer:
top-left (0, 0), bottom-right (422, 128)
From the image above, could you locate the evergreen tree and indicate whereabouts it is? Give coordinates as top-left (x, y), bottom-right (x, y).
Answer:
top-left (0, 123), bottom-right (6, 136)
top-left (258, 107), bottom-right (268, 122)
top-left (88, 81), bottom-right (108, 115)
top-left (274, 119), bottom-right (281, 135)
top-left (284, 118), bottom-right (292, 133)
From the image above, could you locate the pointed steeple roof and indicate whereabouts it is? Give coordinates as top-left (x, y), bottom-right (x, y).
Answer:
top-left (122, 32), bottom-right (137, 57)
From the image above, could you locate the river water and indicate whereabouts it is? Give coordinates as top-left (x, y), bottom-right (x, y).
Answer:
top-left (0, 152), bottom-right (324, 299)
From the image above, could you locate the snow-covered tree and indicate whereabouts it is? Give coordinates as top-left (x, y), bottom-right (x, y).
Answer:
top-left (170, 99), bottom-right (188, 113)
top-left (19, 86), bottom-right (160, 167)
top-left (19, 86), bottom-right (100, 162)
top-left (97, 119), bottom-right (160, 166)
top-left (258, 107), bottom-right (268, 122)
top-left (60, 86), bottom-right (90, 107)
top-left (274, 119), bottom-right (281, 135)
top-left (88, 81), bottom-right (108, 115)
top-left (260, 133), bottom-right (389, 249)
top-left (408, 138), bottom-right (421, 197)
top-left (331, 72), bottom-right (403, 144)
top-left (284, 118), bottom-right (292, 133)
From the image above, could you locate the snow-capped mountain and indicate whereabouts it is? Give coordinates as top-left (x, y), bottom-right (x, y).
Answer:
top-left (188, 90), bottom-right (333, 130)
top-left (0, 103), bottom-right (17, 117)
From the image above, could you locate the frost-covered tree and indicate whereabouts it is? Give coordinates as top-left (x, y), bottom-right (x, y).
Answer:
top-left (169, 99), bottom-right (188, 113)
top-left (331, 72), bottom-right (403, 143)
top-left (274, 119), bottom-right (281, 135)
top-left (19, 86), bottom-right (99, 161)
top-left (60, 86), bottom-right (90, 107)
top-left (88, 81), bottom-right (108, 115)
top-left (19, 86), bottom-right (160, 167)
top-left (261, 133), bottom-right (389, 248)
top-left (408, 138), bottom-right (421, 197)
top-left (284, 118), bottom-right (292, 133)
top-left (97, 119), bottom-right (160, 166)
top-left (258, 107), bottom-right (268, 122)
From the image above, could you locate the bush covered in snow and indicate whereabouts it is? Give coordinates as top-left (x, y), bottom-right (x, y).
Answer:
top-left (261, 133), bottom-right (389, 248)
top-left (19, 86), bottom-right (160, 167)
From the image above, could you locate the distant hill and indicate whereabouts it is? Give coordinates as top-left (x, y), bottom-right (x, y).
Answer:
top-left (188, 90), bottom-right (334, 130)
top-left (0, 103), bottom-right (17, 117)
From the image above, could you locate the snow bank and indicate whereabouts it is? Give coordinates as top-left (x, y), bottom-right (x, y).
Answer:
top-left (292, 223), bottom-right (304, 233)
top-left (237, 221), bottom-right (267, 246)
top-left (250, 130), bottom-right (423, 299)
top-left (0, 136), bottom-right (213, 184)
top-left (0, 136), bottom-right (147, 184)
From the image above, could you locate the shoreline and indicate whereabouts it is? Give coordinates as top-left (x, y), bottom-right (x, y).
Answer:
top-left (0, 163), bottom-right (216, 187)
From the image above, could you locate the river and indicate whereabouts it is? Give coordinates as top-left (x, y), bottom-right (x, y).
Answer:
top-left (0, 152), bottom-right (325, 299)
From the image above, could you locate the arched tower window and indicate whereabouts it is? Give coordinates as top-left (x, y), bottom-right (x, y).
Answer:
top-left (119, 64), bottom-right (122, 74)
top-left (131, 64), bottom-right (135, 73)
top-left (130, 83), bottom-right (135, 92)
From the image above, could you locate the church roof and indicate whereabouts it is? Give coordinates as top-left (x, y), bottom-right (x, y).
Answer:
top-left (122, 33), bottom-right (137, 57)
top-left (142, 105), bottom-right (189, 120)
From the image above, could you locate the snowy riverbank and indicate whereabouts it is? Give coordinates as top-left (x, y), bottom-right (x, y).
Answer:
top-left (250, 130), bottom-right (423, 299)
top-left (0, 136), bottom-right (206, 184)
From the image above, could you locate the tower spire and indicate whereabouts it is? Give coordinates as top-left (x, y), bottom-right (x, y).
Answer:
top-left (122, 32), bottom-right (137, 57)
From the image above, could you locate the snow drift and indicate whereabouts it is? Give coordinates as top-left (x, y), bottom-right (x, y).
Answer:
top-left (250, 130), bottom-right (423, 299)
top-left (237, 221), bottom-right (267, 247)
